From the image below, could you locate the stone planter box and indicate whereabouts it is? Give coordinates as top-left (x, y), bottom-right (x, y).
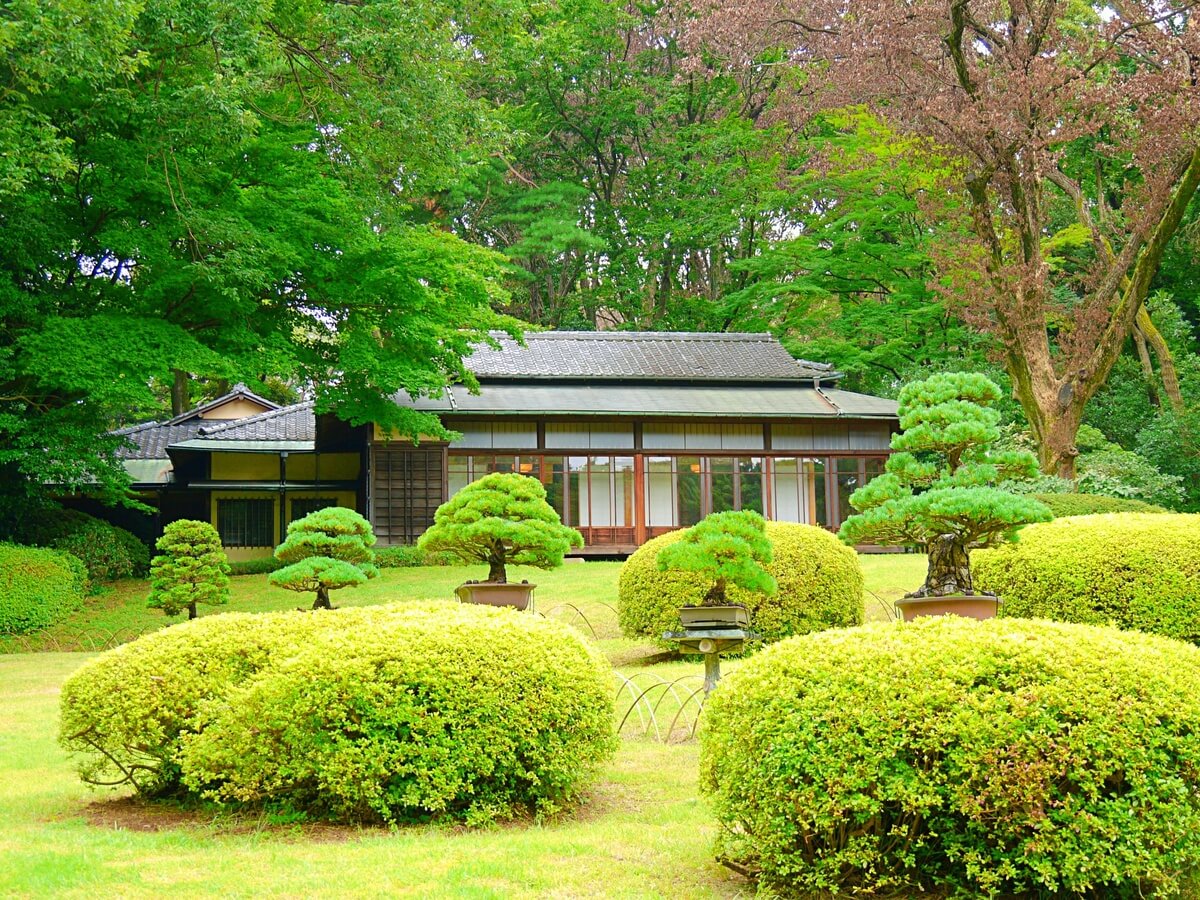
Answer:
top-left (454, 581), bottom-right (536, 610)
top-left (895, 594), bottom-right (1000, 622)
top-left (679, 604), bottom-right (751, 629)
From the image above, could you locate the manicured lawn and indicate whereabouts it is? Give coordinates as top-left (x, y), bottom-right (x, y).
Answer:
top-left (0, 652), bottom-right (743, 899)
top-left (0, 553), bottom-right (928, 896)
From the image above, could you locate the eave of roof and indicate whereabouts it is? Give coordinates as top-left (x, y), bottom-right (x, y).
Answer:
top-left (403, 384), bottom-right (899, 419)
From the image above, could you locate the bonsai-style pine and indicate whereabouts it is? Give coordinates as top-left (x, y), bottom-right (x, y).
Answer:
top-left (147, 519), bottom-right (231, 620)
top-left (657, 510), bottom-right (776, 605)
top-left (269, 507), bottom-right (378, 609)
top-left (839, 372), bottom-right (1052, 598)
top-left (418, 473), bottom-right (583, 583)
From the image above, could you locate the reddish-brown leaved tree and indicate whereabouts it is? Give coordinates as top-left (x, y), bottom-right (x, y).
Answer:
top-left (685, 1), bottom-right (1200, 476)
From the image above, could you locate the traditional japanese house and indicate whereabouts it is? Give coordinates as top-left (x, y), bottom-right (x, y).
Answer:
top-left (113, 332), bottom-right (899, 559)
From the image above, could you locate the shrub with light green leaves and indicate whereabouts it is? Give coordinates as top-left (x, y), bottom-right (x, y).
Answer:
top-left (975, 513), bottom-right (1200, 642)
top-left (701, 617), bottom-right (1200, 897)
top-left (0, 544), bottom-right (88, 635)
top-left (60, 603), bottom-right (616, 823)
top-left (374, 545), bottom-right (457, 568)
top-left (619, 522), bottom-right (863, 645)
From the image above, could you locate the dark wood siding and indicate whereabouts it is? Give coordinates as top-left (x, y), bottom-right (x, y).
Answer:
top-left (370, 445), bottom-right (446, 546)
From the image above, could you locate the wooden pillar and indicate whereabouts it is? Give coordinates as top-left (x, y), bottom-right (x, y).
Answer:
top-left (633, 453), bottom-right (647, 546)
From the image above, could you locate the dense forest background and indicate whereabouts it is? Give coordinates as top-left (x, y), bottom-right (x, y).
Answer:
top-left (2, 0), bottom-right (1199, 516)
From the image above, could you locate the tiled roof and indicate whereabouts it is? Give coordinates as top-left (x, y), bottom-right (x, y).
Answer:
top-left (194, 401), bottom-right (316, 442)
top-left (114, 419), bottom-right (206, 459)
top-left (466, 332), bottom-right (839, 383)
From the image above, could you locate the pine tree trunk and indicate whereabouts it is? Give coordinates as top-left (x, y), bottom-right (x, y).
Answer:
top-left (487, 554), bottom-right (507, 584)
top-left (313, 586), bottom-right (333, 609)
top-left (914, 536), bottom-right (973, 597)
top-left (703, 577), bottom-right (728, 606)
top-left (187, 601), bottom-right (197, 620)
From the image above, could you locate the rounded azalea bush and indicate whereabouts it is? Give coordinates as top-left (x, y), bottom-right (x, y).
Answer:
top-left (0, 544), bottom-right (87, 635)
top-left (974, 513), bottom-right (1200, 642)
top-left (700, 617), bottom-right (1200, 898)
top-left (618, 522), bottom-right (863, 645)
top-left (15, 508), bottom-right (149, 583)
top-left (61, 603), bottom-right (616, 823)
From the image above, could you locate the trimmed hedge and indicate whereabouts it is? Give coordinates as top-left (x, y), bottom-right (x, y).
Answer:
top-left (374, 545), bottom-right (457, 568)
top-left (16, 509), bottom-right (148, 583)
top-left (701, 617), bottom-right (1200, 897)
top-left (0, 544), bottom-right (88, 635)
top-left (60, 603), bottom-right (616, 823)
top-left (1034, 492), bottom-right (1167, 517)
top-left (975, 513), bottom-right (1200, 642)
top-left (227, 556), bottom-right (283, 576)
top-left (618, 522), bottom-right (863, 645)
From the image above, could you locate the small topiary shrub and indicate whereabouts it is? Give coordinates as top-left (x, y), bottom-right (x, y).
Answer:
top-left (619, 522), bottom-right (863, 645)
top-left (658, 510), bottom-right (776, 605)
top-left (975, 513), bottom-right (1200, 642)
top-left (701, 617), bottom-right (1200, 898)
top-left (147, 519), bottom-right (231, 620)
top-left (227, 556), bottom-right (283, 576)
top-left (839, 371), bottom-right (1051, 598)
top-left (269, 507), bottom-right (378, 609)
top-left (60, 603), bottom-right (616, 823)
top-left (1033, 492), bottom-right (1167, 517)
top-left (0, 544), bottom-right (88, 635)
top-left (16, 509), bottom-right (148, 583)
top-left (418, 472), bottom-right (583, 583)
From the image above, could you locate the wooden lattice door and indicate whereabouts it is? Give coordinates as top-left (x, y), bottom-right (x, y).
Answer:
top-left (370, 446), bottom-right (446, 545)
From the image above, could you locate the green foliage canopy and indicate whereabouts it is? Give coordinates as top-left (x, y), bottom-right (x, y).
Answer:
top-left (0, 0), bottom-right (518, 520)
top-left (418, 473), bottom-right (583, 584)
top-left (147, 520), bottom-right (230, 620)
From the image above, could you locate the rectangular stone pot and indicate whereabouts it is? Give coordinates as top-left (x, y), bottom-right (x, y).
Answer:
top-left (895, 594), bottom-right (1000, 622)
top-left (679, 604), bottom-right (750, 629)
top-left (455, 582), bottom-right (536, 611)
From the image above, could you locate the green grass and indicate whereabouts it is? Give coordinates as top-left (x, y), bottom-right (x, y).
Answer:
top-left (0, 553), bottom-right (928, 896)
top-left (0, 652), bottom-right (743, 899)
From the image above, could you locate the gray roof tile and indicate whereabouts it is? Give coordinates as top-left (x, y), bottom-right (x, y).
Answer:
top-left (194, 401), bottom-right (316, 442)
top-left (467, 332), bottom-right (838, 382)
top-left (114, 420), bottom-right (207, 459)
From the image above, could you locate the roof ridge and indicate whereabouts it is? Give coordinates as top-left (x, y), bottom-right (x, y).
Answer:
top-left (113, 420), bottom-right (165, 435)
top-left (197, 399), bottom-right (313, 436)
top-left (486, 330), bottom-right (775, 342)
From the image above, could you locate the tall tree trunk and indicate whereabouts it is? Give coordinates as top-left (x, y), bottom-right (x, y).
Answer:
top-left (1133, 322), bottom-right (1161, 407)
top-left (313, 586), bottom-right (332, 609)
top-left (1135, 306), bottom-right (1186, 413)
top-left (915, 535), bottom-right (973, 598)
top-left (171, 369), bottom-right (188, 417)
top-left (187, 601), bottom-right (197, 620)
